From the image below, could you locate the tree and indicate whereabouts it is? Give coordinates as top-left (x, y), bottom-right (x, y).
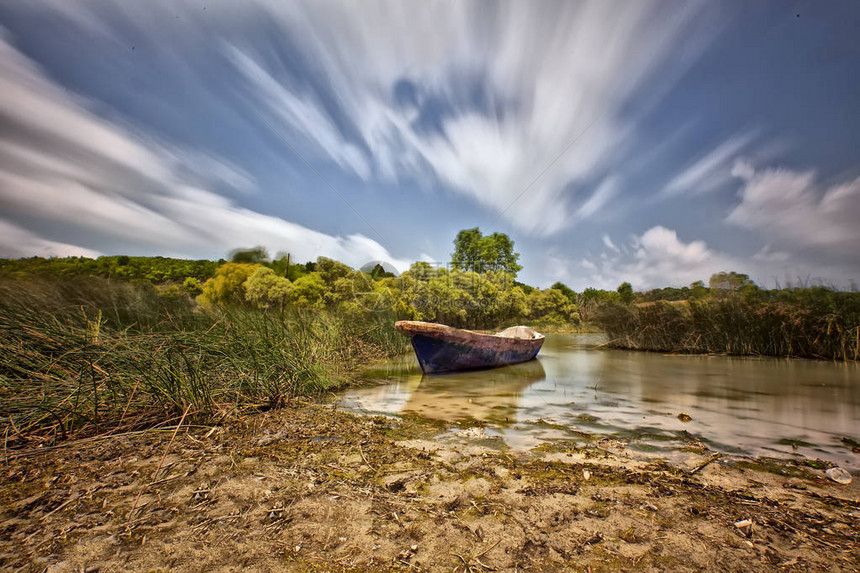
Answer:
top-left (709, 271), bottom-right (754, 291)
top-left (197, 263), bottom-right (260, 306)
top-left (289, 273), bottom-right (326, 308)
top-left (451, 228), bottom-right (522, 276)
top-left (578, 288), bottom-right (620, 321)
top-left (244, 267), bottom-right (292, 311)
top-left (230, 246), bottom-right (269, 264)
top-left (617, 282), bottom-right (634, 303)
top-left (526, 288), bottom-right (575, 324)
top-left (270, 252), bottom-right (291, 277)
top-left (551, 282), bottom-right (577, 303)
top-left (689, 280), bottom-right (708, 300)
top-left (183, 277), bottom-right (202, 294)
top-left (369, 263), bottom-right (395, 280)
top-left (316, 257), bottom-right (353, 285)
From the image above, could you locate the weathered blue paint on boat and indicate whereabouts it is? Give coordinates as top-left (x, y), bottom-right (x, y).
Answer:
top-left (395, 321), bottom-right (544, 374)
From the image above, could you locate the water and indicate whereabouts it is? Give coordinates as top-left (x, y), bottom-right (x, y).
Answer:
top-left (336, 334), bottom-right (860, 469)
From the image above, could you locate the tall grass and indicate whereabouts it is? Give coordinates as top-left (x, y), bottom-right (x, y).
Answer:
top-left (594, 295), bottom-right (860, 361)
top-left (0, 277), bottom-right (407, 448)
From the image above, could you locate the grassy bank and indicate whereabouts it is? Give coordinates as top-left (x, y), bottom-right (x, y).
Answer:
top-left (594, 292), bottom-right (860, 360)
top-left (0, 277), bottom-right (407, 448)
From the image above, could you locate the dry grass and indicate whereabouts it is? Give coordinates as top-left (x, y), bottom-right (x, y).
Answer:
top-left (594, 293), bottom-right (860, 360)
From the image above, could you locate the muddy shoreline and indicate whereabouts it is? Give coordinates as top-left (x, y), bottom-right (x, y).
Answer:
top-left (2, 403), bottom-right (858, 572)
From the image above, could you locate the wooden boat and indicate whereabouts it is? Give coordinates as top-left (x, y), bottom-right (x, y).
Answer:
top-left (394, 321), bottom-right (544, 374)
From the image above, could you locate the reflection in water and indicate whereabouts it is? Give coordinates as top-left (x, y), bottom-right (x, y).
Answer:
top-left (339, 334), bottom-right (860, 469)
top-left (403, 359), bottom-right (545, 424)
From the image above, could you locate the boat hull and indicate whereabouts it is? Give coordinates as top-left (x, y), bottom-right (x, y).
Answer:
top-left (395, 321), bottom-right (544, 374)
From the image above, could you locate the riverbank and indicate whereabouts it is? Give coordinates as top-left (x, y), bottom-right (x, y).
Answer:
top-left (3, 402), bottom-right (857, 572)
top-left (593, 297), bottom-right (860, 361)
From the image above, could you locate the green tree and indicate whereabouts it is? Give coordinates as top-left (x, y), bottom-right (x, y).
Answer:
top-left (270, 252), bottom-right (291, 277)
top-left (316, 257), bottom-right (354, 285)
top-left (369, 263), bottom-right (395, 280)
top-left (451, 228), bottom-right (483, 273)
top-left (551, 282), bottom-right (577, 303)
top-left (526, 288), bottom-right (575, 324)
top-left (617, 282), bottom-right (634, 303)
top-left (230, 246), bottom-right (269, 264)
top-left (451, 228), bottom-right (522, 276)
top-left (689, 280), bottom-right (708, 300)
top-left (182, 277), bottom-right (202, 294)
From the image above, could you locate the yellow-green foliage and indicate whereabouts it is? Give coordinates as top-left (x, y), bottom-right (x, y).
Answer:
top-left (244, 267), bottom-right (292, 310)
top-left (0, 255), bottom-right (218, 283)
top-left (197, 262), bottom-right (260, 307)
top-left (526, 288), bottom-right (578, 324)
top-left (390, 264), bottom-right (530, 328)
top-left (289, 272), bottom-right (326, 308)
top-left (194, 256), bottom-right (580, 330)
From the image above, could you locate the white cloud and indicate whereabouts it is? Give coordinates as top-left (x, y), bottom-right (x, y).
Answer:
top-left (0, 35), bottom-right (410, 271)
top-left (752, 244), bottom-right (790, 263)
top-left (571, 214), bottom-right (858, 290)
top-left (601, 233), bottom-right (620, 253)
top-left (579, 226), bottom-right (743, 290)
top-left (662, 131), bottom-right (754, 197)
top-left (727, 162), bottom-right (860, 258)
top-left (0, 219), bottom-right (101, 259)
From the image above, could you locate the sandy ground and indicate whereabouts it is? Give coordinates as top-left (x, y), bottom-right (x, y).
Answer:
top-left (2, 402), bottom-right (858, 572)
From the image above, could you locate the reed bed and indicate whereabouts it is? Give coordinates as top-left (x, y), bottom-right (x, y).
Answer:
top-left (594, 294), bottom-right (860, 361)
top-left (0, 277), bottom-right (407, 449)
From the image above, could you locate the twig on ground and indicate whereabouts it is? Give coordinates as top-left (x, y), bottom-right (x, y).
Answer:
top-left (359, 443), bottom-right (377, 471)
top-left (690, 453), bottom-right (722, 475)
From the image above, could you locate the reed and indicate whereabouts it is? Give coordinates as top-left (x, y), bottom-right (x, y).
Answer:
top-left (0, 277), bottom-right (407, 448)
top-left (594, 293), bottom-right (860, 360)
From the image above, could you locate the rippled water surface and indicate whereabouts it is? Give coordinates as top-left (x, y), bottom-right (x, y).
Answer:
top-left (336, 334), bottom-right (860, 468)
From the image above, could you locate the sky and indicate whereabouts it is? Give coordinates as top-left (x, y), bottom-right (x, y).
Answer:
top-left (1, 0), bottom-right (859, 290)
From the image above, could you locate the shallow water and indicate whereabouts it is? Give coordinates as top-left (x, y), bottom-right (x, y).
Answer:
top-left (336, 334), bottom-right (860, 469)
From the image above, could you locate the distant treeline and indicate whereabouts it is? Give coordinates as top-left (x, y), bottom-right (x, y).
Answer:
top-left (594, 272), bottom-right (860, 361)
top-left (0, 255), bottom-right (220, 283)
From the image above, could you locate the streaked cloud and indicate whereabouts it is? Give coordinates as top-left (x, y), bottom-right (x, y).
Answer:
top-left (0, 34), bottom-right (409, 270)
top-left (2, 1), bottom-right (858, 289)
top-left (662, 131), bottom-right (755, 197)
top-left (260, 1), bottom-right (718, 235)
top-left (59, 0), bottom-right (719, 236)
